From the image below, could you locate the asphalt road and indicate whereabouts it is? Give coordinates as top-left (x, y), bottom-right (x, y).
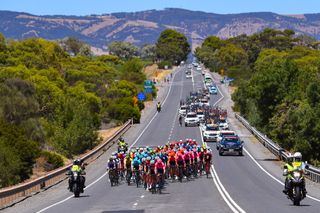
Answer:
top-left (4, 65), bottom-right (320, 213)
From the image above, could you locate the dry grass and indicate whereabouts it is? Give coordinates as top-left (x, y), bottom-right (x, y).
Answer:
top-left (97, 126), bottom-right (122, 142)
top-left (144, 64), bottom-right (175, 82)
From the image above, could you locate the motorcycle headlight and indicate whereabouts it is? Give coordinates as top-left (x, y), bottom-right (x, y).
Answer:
top-left (293, 172), bottom-right (301, 178)
top-left (73, 172), bottom-right (78, 177)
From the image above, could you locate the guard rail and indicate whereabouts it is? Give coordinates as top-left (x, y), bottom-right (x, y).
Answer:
top-left (235, 113), bottom-right (320, 183)
top-left (0, 119), bottom-right (133, 209)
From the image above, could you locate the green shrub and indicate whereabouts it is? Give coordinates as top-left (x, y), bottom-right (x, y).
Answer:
top-left (41, 151), bottom-right (64, 170)
top-left (158, 61), bottom-right (172, 69)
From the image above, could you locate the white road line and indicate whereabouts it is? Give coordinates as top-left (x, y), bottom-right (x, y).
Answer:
top-left (199, 127), bottom-right (245, 213)
top-left (36, 171), bottom-right (109, 213)
top-left (243, 148), bottom-right (320, 203)
top-left (210, 71), bottom-right (320, 203)
top-left (36, 68), bottom-right (183, 213)
top-left (210, 169), bottom-right (239, 213)
top-left (130, 67), bottom-right (182, 149)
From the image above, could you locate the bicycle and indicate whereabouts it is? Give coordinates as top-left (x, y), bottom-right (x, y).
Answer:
top-left (178, 164), bottom-right (184, 183)
top-left (126, 168), bottom-right (132, 185)
top-left (204, 161), bottom-right (210, 178)
top-left (134, 169), bottom-right (141, 188)
top-left (109, 169), bottom-right (119, 187)
top-left (169, 164), bottom-right (176, 182)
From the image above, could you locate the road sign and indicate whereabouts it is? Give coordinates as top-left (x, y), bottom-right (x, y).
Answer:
top-left (144, 89), bottom-right (153, 93)
top-left (137, 92), bottom-right (146, 101)
top-left (144, 80), bottom-right (153, 89)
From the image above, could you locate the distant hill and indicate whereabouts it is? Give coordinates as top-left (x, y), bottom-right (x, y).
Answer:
top-left (1, 8), bottom-right (320, 51)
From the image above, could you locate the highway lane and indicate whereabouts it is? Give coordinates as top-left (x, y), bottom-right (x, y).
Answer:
top-left (28, 65), bottom-right (230, 213)
top-left (208, 71), bottom-right (320, 212)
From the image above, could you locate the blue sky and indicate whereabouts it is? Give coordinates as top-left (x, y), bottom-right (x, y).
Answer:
top-left (1, 0), bottom-right (319, 15)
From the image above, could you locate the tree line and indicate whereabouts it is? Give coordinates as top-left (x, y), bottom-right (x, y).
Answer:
top-left (196, 29), bottom-right (320, 165)
top-left (0, 29), bottom-right (190, 188)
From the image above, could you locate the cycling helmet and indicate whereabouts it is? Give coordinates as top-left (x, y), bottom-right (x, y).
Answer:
top-left (150, 160), bottom-right (155, 165)
top-left (146, 156), bottom-right (151, 161)
top-left (157, 159), bottom-right (162, 163)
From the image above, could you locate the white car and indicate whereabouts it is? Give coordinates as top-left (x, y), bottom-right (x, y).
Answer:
top-left (203, 129), bottom-right (220, 142)
top-left (196, 110), bottom-right (205, 121)
top-left (216, 130), bottom-right (236, 143)
top-left (196, 67), bottom-right (202, 71)
top-left (179, 105), bottom-right (187, 116)
top-left (199, 98), bottom-right (210, 107)
top-left (219, 118), bottom-right (229, 130)
top-left (186, 73), bottom-right (192, 79)
top-left (184, 112), bottom-right (200, 127)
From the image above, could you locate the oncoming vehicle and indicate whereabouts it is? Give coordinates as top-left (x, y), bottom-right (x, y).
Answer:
top-left (218, 136), bottom-right (244, 156)
top-left (185, 112), bottom-right (200, 127)
top-left (186, 73), bottom-right (192, 79)
top-left (204, 74), bottom-right (212, 84)
top-left (208, 86), bottom-right (218, 95)
top-left (179, 105), bottom-right (187, 116)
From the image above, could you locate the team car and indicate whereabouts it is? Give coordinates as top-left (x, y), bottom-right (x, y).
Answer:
top-left (217, 135), bottom-right (244, 156)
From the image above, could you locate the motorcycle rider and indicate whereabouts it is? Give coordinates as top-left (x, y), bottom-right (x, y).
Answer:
top-left (157, 101), bottom-right (161, 112)
top-left (283, 152), bottom-right (307, 197)
top-left (69, 159), bottom-right (86, 192)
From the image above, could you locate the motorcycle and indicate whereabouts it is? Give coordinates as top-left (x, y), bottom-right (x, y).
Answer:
top-left (286, 169), bottom-right (306, 206)
top-left (157, 105), bottom-right (161, 112)
top-left (68, 170), bottom-right (85, 197)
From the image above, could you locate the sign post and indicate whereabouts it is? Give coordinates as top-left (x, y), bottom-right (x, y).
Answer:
top-left (144, 80), bottom-right (153, 93)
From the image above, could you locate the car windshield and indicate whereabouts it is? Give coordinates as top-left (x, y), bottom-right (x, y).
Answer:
top-left (221, 133), bottom-right (235, 137)
top-left (222, 137), bottom-right (240, 144)
top-left (197, 112), bottom-right (204, 115)
top-left (206, 126), bottom-right (218, 131)
top-left (220, 120), bottom-right (226, 124)
top-left (187, 114), bottom-right (197, 118)
top-left (180, 106), bottom-right (186, 110)
top-left (201, 100), bottom-right (208, 103)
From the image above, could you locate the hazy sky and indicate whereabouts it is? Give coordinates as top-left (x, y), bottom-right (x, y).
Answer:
top-left (1, 0), bottom-right (319, 15)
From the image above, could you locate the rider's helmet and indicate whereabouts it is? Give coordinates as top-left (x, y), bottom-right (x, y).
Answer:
top-left (73, 159), bottom-right (81, 165)
top-left (150, 160), bottom-right (155, 165)
top-left (293, 152), bottom-right (302, 162)
top-left (157, 158), bottom-right (162, 163)
top-left (109, 157), bottom-right (113, 161)
top-left (146, 156), bottom-right (151, 161)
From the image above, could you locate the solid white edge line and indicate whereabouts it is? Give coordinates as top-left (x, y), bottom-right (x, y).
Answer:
top-left (243, 148), bottom-right (320, 203)
top-left (208, 69), bottom-right (320, 204)
top-left (210, 169), bottom-right (239, 213)
top-left (199, 127), bottom-right (245, 213)
top-left (36, 171), bottom-right (109, 213)
top-left (129, 66), bottom-right (181, 149)
top-left (36, 66), bottom-right (183, 213)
